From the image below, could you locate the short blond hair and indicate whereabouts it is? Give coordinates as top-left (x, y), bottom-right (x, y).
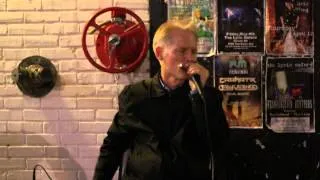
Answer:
top-left (152, 19), bottom-right (197, 53)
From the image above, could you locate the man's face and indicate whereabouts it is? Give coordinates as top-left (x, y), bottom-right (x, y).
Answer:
top-left (159, 29), bottom-right (197, 82)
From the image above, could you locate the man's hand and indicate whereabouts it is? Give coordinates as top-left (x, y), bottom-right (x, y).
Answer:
top-left (186, 63), bottom-right (209, 92)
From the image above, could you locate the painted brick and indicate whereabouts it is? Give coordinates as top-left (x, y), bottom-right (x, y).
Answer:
top-left (0, 24), bottom-right (7, 34)
top-left (7, 0), bottom-right (41, 10)
top-left (0, 74), bottom-right (4, 85)
top-left (77, 0), bottom-right (100, 10)
top-left (0, 147), bottom-right (7, 157)
top-left (45, 146), bottom-right (78, 158)
top-left (113, 97), bottom-right (119, 109)
top-left (0, 36), bottom-right (22, 48)
top-left (80, 170), bottom-right (94, 180)
top-left (134, 10), bottom-right (149, 21)
top-left (4, 97), bottom-right (40, 108)
top-left (41, 97), bottom-right (76, 109)
top-left (42, 0), bottom-right (76, 10)
top-left (0, 61), bottom-right (4, 71)
top-left (44, 121), bottom-right (78, 133)
top-left (23, 110), bottom-right (59, 121)
top-left (71, 11), bottom-right (97, 23)
top-left (62, 23), bottom-right (79, 34)
top-left (25, 12), bottom-right (60, 23)
top-left (59, 60), bottom-right (95, 72)
top-left (0, 12), bottom-right (23, 23)
top-left (40, 48), bottom-right (75, 59)
top-left (79, 122), bottom-right (111, 133)
top-left (7, 122), bottom-right (43, 133)
top-left (0, 122), bottom-right (6, 133)
top-left (61, 158), bottom-right (82, 169)
top-left (4, 60), bottom-right (18, 72)
top-left (60, 12), bottom-right (79, 22)
top-left (44, 23), bottom-right (63, 34)
top-left (0, 110), bottom-right (23, 121)
top-left (43, 122), bottom-right (58, 133)
top-left (59, 35), bottom-right (82, 47)
top-left (97, 134), bottom-right (106, 145)
top-left (27, 135), bottom-right (60, 145)
top-left (75, 45), bottom-right (96, 59)
top-left (0, 85), bottom-right (22, 96)
top-left (96, 109), bottom-right (117, 120)
top-left (0, 159), bottom-right (25, 169)
top-left (8, 146), bottom-right (45, 157)
top-left (24, 36), bottom-right (58, 48)
top-left (78, 146), bottom-right (99, 158)
top-left (77, 98), bottom-right (113, 109)
top-left (60, 134), bottom-right (96, 145)
top-left (26, 158), bottom-right (61, 170)
top-left (60, 85), bottom-right (96, 97)
top-left (0, 0), bottom-right (5, 11)
top-left (49, 170), bottom-right (78, 180)
top-left (7, 170), bottom-right (33, 180)
top-left (0, 135), bottom-right (25, 146)
top-left (58, 72), bottom-right (78, 85)
top-left (3, 48), bottom-right (39, 60)
top-left (76, 158), bottom-right (96, 169)
top-left (59, 110), bottom-right (94, 121)
top-left (114, 0), bottom-right (148, 9)
top-left (77, 72), bottom-right (114, 84)
top-left (0, 0), bottom-right (150, 177)
top-left (8, 24), bottom-right (43, 35)
top-left (96, 84), bottom-right (124, 97)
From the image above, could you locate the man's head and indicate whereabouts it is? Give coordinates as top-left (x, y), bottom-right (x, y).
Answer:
top-left (153, 19), bottom-right (198, 88)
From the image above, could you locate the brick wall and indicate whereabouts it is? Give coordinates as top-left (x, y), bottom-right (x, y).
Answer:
top-left (0, 0), bottom-right (149, 179)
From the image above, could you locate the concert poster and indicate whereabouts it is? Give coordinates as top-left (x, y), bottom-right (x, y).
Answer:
top-left (214, 55), bottom-right (262, 128)
top-left (265, 0), bottom-right (313, 56)
top-left (167, 0), bottom-right (215, 55)
top-left (265, 58), bottom-right (314, 133)
top-left (217, 0), bottom-right (264, 53)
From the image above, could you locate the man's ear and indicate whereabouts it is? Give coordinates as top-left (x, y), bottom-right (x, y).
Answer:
top-left (155, 46), bottom-right (164, 61)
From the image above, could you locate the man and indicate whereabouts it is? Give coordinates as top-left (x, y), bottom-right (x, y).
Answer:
top-left (93, 19), bottom-right (229, 180)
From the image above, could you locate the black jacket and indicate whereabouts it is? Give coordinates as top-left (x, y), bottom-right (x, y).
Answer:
top-left (94, 74), bottom-right (229, 180)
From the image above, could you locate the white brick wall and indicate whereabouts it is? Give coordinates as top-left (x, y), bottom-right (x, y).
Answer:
top-left (0, 0), bottom-right (150, 179)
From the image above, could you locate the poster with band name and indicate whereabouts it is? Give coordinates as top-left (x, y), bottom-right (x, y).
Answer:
top-left (265, 0), bottom-right (313, 55)
top-left (217, 0), bottom-right (264, 53)
top-left (214, 55), bottom-right (262, 128)
top-left (265, 58), bottom-right (314, 133)
top-left (167, 0), bottom-right (215, 55)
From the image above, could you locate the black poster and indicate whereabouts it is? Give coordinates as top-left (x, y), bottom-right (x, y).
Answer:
top-left (215, 55), bottom-right (262, 128)
top-left (265, 58), bottom-right (314, 133)
top-left (217, 0), bottom-right (264, 53)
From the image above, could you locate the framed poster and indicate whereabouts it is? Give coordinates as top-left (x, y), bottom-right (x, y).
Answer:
top-left (214, 55), bottom-right (262, 128)
top-left (265, 57), bottom-right (315, 133)
top-left (167, 0), bottom-right (215, 55)
top-left (265, 0), bottom-right (313, 55)
top-left (217, 0), bottom-right (264, 53)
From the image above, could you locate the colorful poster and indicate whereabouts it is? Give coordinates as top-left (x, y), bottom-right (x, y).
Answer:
top-left (265, 0), bottom-right (313, 55)
top-left (265, 58), bottom-right (314, 133)
top-left (217, 0), bottom-right (264, 53)
top-left (214, 55), bottom-right (262, 128)
top-left (167, 0), bottom-right (215, 55)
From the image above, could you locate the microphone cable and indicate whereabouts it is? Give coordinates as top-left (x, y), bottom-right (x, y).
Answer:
top-left (33, 164), bottom-right (53, 180)
top-left (198, 91), bottom-right (215, 180)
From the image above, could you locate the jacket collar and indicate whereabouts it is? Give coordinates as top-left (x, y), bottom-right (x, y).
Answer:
top-left (150, 73), bottom-right (190, 97)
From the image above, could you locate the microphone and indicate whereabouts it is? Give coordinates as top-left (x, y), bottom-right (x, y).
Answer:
top-left (178, 63), bottom-right (203, 96)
